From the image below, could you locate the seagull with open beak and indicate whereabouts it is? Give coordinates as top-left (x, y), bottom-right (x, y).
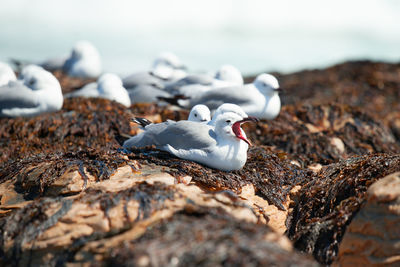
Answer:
top-left (123, 111), bottom-right (258, 171)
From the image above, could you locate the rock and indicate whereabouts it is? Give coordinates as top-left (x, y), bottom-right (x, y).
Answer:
top-left (287, 154), bottom-right (400, 265)
top-left (336, 172), bottom-right (400, 266)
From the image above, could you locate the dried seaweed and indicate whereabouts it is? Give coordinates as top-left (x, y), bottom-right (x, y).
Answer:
top-left (287, 153), bottom-right (400, 264)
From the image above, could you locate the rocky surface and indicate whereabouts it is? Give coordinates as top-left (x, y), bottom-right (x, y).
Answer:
top-left (335, 172), bottom-right (400, 266)
top-left (1, 61), bottom-right (400, 266)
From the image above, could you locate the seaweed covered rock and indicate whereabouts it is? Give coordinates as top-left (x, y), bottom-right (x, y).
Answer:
top-left (336, 172), bottom-right (400, 266)
top-left (52, 70), bottom-right (95, 95)
top-left (287, 154), bottom-right (400, 265)
top-left (277, 61), bottom-right (400, 118)
top-left (0, 96), bottom-right (191, 166)
top-left (1, 60), bottom-right (400, 266)
top-left (245, 104), bottom-right (400, 166)
top-left (105, 207), bottom-right (318, 267)
top-left (126, 146), bottom-right (310, 212)
top-left (0, 157), bottom-right (311, 265)
top-left (0, 98), bottom-right (133, 165)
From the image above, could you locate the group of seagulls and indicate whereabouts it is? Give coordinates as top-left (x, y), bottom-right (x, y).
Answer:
top-left (0, 40), bottom-right (282, 171)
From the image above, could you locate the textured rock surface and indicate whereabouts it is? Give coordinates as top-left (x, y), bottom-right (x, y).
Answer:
top-left (335, 172), bottom-right (400, 266)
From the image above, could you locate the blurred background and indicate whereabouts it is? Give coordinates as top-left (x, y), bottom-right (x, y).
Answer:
top-left (0, 0), bottom-right (399, 76)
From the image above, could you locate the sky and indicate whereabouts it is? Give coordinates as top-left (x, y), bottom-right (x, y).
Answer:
top-left (0, 0), bottom-right (399, 75)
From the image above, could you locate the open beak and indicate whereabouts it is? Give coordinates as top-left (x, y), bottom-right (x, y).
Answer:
top-left (232, 116), bottom-right (259, 146)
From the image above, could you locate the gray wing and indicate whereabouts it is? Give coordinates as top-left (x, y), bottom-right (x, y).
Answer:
top-left (123, 120), bottom-right (173, 149)
top-left (123, 72), bottom-right (164, 89)
top-left (128, 85), bottom-right (171, 104)
top-left (123, 120), bottom-right (216, 150)
top-left (164, 74), bottom-right (213, 93)
top-left (155, 121), bottom-right (216, 149)
top-left (189, 85), bottom-right (253, 110)
top-left (0, 81), bottom-right (39, 110)
top-left (65, 82), bottom-right (98, 98)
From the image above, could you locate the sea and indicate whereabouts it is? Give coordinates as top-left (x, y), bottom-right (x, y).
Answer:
top-left (0, 0), bottom-right (399, 76)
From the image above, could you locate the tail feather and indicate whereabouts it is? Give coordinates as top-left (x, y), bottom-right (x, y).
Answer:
top-left (132, 117), bottom-right (153, 128)
top-left (157, 94), bottom-right (190, 107)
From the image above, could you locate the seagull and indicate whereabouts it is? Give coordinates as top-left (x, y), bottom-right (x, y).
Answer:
top-left (188, 104), bottom-right (211, 122)
top-left (151, 52), bottom-right (187, 81)
top-left (209, 103), bottom-right (248, 125)
top-left (127, 84), bottom-right (172, 104)
top-left (62, 40), bottom-right (102, 78)
top-left (123, 52), bottom-right (186, 90)
top-left (122, 72), bottom-right (165, 90)
top-left (164, 64), bottom-right (243, 98)
top-left (0, 65), bottom-right (63, 117)
top-left (132, 104), bottom-right (211, 131)
top-left (0, 62), bottom-right (16, 87)
top-left (166, 73), bottom-right (281, 120)
top-left (123, 112), bottom-right (258, 171)
top-left (66, 73), bottom-right (131, 107)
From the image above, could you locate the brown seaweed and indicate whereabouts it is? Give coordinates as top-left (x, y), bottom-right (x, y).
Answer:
top-left (287, 153), bottom-right (400, 264)
top-left (105, 206), bottom-right (319, 267)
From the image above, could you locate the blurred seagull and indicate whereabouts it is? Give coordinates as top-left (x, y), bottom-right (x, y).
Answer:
top-left (188, 104), bottom-right (211, 122)
top-left (0, 65), bottom-right (63, 117)
top-left (66, 73), bottom-right (130, 107)
top-left (0, 62), bottom-right (16, 87)
top-left (62, 40), bottom-right (102, 78)
top-left (123, 52), bottom-right (186, 90)
top-left (128, 84), bottom-right (172, 104)
top-left (164, 64), bottom-right (243, 98)
top-left (163, 73), bottom-right (281, 120)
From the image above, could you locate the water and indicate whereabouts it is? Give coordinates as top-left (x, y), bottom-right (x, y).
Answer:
top-left (0, 0), bottom-right (399, 76)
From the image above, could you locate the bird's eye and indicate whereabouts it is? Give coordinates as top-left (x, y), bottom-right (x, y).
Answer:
top-left (29, 79), bottom-right (36, 86)
top-left (226, 120), bottom-right (231, 123)
top-left (194, 114), bottom-right (197, 117)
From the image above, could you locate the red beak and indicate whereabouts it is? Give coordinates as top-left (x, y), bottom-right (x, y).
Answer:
top-left (232, 117), bottom-right (258, 145)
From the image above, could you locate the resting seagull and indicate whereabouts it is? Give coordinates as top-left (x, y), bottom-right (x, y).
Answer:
top-left (164, 64), bottom-right (243, 98)
top-left (123, 52), bottom-right (186, 90)
top-left (62, 40), bottom-right (102, 78)
top-left (123, 112), bottom-right (258, 171)
top-left (66, 73), bottom-right (131, 107)
top-left (0, 65), bottom-right (63, 117)
top-left (0, 62), bottom-right (16, 87)
top-left (132, 104), bottom-right (211, 130)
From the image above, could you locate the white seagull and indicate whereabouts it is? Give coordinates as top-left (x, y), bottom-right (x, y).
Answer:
top-left (123, 52), bottom-right (186, 90)
top-left (66, 73), bottom-right (131, 107)
top-left (132, 104), bottom-right (211, 130)
top-left (128, 84), bottom-right (172, 104)
top-left (164, 64), bottom-right (243, 98)
top-left (123, 112), bottom-right (258, 171)
top-left (62, 40), bottom-right (102, 78)
top-left (151, 52), bottom-right (187, 81)
top-left (175, 73), bottom-right (281, 120)
top-left (0, 62), bottom-right (16, 87)
top-left (0, 65), bottom-right (63, 117)
top-left (187, 104), bottom-right (211, 122)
